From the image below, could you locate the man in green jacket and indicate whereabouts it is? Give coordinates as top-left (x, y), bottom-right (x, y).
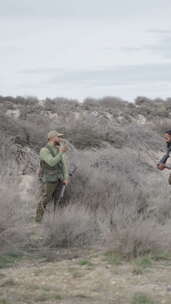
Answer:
top-left (35, 130), bottom-right (69, 223)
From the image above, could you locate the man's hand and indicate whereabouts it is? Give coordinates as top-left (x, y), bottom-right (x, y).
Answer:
top-left (157, 163), bottom-right (166, 170)
top-left (63, 180), bottom-right (69, 185)
top-left (59, 144), bottom-right (68, 153)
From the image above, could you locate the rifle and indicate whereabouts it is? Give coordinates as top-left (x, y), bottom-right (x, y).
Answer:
top-left (54, 164), bottom-right (77, 212)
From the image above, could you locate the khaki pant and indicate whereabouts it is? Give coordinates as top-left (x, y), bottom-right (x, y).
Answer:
top-left (35, 181), bottom-right (63, 222)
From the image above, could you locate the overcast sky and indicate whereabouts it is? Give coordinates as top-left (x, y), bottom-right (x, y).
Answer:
top-left (0, 0), bottom-right (171, 101)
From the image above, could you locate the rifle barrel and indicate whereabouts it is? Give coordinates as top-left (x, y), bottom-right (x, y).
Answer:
top-left (159, 153), bottom-right (170, 164)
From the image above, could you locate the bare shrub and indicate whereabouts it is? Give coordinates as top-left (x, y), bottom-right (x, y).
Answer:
top-left (0, 135), bottom-right (38, 176)
top-left (99, 96), bottom-right (128, 108)
top-left (0, 113), bottom-right (26, 139)
top-left (44, 97), bottom-right (79, 114)
top-left (103, 211), bottom-right (171, 258)
top-left (0, 172), bottom-right (38, 254)
top-left (42, 204), bottom-right (99, 248)
top-left (0, 183), bottom-right (28, 253)
top-left (83, 96), bottom-right (128, 110)
top-left (54, 115), bottom-right (127, 149)
top-left (135, 96), bottom-right (152, 105)
top-left (152, 118), bottom-right (171, 135)
top-left (17, 119), bottom-right (48, 151)
top-left (82, 97), bottom-right (100, 109)
top-left (54, 116), bottom-right (105, 149)
top-left (126, 123), bottom-right (161, 151)
top-left (67, 123), bottom-right (105, 149)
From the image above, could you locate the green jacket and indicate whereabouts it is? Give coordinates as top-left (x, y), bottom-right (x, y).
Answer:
top-left (40, 142), bottom-right (68, 183)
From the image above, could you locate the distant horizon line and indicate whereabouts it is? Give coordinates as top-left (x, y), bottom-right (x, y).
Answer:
top-left (0, 94), bottom-right (171, 104)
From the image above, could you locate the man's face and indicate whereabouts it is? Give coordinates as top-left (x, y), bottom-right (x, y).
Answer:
top-left (53, 136), bottom-right (63, 145)
top-left (164, 133), bottom-right (171, 143)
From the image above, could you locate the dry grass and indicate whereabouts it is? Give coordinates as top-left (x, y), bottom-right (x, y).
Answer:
top-left (42, 204), bottom-right (99, 248)
top-left (0, 250), bottom-right (171, 304)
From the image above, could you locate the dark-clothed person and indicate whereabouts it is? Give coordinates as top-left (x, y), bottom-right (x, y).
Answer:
top-left (157, 130), bottom-right (171, 184)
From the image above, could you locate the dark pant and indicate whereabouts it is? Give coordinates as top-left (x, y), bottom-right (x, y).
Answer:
top-left (35, 180), bottom-right (63, 222)
top-left (168, 173), bottom-right (171, 185)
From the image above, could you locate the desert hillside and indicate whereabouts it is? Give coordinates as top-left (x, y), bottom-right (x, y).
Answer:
top-left (1, 96), bottom-right (171, 304)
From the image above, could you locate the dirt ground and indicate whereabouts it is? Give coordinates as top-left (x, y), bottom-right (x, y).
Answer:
top-left (0, 247), bottom-right (171, 304)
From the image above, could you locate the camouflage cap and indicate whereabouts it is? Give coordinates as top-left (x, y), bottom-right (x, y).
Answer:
top-left (48, 130), bottom-right (64, 139)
